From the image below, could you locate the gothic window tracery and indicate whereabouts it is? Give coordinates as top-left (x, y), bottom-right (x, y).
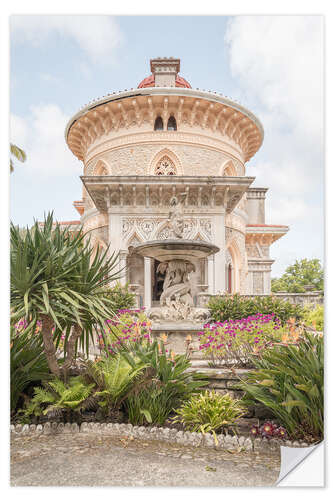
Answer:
top-left (154, 156), bottom-right (176, 175)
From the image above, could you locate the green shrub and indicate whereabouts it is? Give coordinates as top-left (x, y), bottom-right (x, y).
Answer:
top-left (173, 390), bottom-right (245, 435)
top-left (237, 331), bottom-right (324, 442)
top-left (83, 354), bottom-right (148, 415)
top-left (208, 294), bottom-right (304, 324)
top-left (10, 325), bottom-right (50, 414)
top-left (101, 283), bottom-right (135, 312)
top-left (126, 385), bottom-right (177, 426)
top-left (301, 305), bottom-right (324, 331)
top-left (122, 340), bottom-right (207, 425)
top-left (24, 376), bottom-right (95, 419)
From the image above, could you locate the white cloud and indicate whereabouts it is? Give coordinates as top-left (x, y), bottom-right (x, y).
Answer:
top-left (10, 114), bottom-right (28, 149)
top-left (225, 16), bottom-right (323, 145)
top-left (10, 104), bottom-right (81, 178)
top-left (11, 15), bottom-right (123, 65)
top-left (225, 16), bottom-right (324, 272)
top-left (40, 73), bottom-right (62, 85)
top-left (225, 16), bottom-right (323, 222)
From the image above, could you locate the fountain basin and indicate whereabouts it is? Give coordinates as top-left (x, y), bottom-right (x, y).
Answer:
top-left (133, 239), bottom-right (219, 262)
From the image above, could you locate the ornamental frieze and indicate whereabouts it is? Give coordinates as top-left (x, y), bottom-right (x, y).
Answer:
top-left (122, 217), bottom-right (212, 244)
top-left (84, 130), bottom-right (244, 166)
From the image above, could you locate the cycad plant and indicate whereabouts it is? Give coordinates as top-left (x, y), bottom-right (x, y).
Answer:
top-left (121, 340), bottom-right (207, 425)
top-left (11, 212), bottom-right (120, 379)
top-left (237, 331), bottom-right (324, 441)
top-left (83, 355), bottom-right (148, 415)
top-left (24, 376), bottom-right (96, 420)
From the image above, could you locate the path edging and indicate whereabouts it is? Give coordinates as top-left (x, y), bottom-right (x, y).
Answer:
top-left (10, 422), bottom-right (310, 452)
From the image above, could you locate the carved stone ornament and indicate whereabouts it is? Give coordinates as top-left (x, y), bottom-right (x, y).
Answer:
top-left (167, 192), bottom-right (187, 238)
top-left (155, 156), bottom-right (176, 175)
top-left (148, 305), bottom-right (210, 323)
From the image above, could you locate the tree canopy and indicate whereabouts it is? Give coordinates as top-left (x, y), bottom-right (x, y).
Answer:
top-left (11, 212), bottom-right (120, 378)
top-left (271, 258), bottom-right (324, 293)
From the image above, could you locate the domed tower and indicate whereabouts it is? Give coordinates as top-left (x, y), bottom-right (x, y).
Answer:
top-left (65, 57), bottom-right (288, 307)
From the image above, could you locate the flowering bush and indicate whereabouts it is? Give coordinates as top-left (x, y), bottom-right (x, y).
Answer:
top-left (198, 313), bottom-right (285, 367)
top-left (250, 421), bottom-right (288, 441)
top-left (13, 319), bottom-right (66, 351)
top-left (14, 318), bottom-right (41, 335)
top-left (208, 294), bottom-right (304, 324)
top-left (98, 309), bottom-right (152, 355)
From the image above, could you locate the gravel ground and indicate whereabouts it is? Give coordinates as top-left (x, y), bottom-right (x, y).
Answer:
top-left (11, 433), bottom-right (281, 487)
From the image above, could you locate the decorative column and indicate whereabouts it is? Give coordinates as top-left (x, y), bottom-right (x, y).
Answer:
top-left (144, 257), bottom-right (152, 309)
top-left (108, 212), bottom-right (123, 274)
top-left (212, 213), bottom-right (226, 294)
top-left (119, 251), bottom-right (128, 286)
top-left (207, 256), bottom-right (214, 295)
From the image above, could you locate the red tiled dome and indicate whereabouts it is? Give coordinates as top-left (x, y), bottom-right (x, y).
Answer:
top-left (138, 74), bottom-right (191, 89)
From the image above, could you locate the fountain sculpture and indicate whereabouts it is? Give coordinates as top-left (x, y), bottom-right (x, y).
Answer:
top-left (133, 192), bottom-right (219, 321)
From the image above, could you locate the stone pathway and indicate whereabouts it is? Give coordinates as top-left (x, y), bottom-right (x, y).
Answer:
top-left (11, 433), bottom-right (281, 487)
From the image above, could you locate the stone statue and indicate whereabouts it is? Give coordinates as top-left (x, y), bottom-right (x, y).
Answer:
top-left (168, 192), bottom-right (187, 238)
top-left (157, 260), bottom-right (195, 308)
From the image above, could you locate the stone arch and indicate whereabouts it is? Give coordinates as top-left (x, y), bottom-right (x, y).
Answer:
top-left (226, 238), bottom-right (243, 293)
top-left (220, 159), bottom-right (237, 177)
top-left (93, 159), bottom-right (111, 176)
top-left (148, 149), bottom-right (183, 175)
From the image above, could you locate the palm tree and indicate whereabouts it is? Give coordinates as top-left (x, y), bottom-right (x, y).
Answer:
top-left (10, 212), bottom-right (120, 378)
top-left (10, 143), bottom-right (26, 173)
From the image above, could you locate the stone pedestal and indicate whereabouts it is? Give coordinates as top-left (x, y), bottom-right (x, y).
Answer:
top-left (151, 320), bottom-right (204, 357)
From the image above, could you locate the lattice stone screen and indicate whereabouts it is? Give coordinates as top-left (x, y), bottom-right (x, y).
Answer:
top-left (155, 156), bottom-right (176, 175)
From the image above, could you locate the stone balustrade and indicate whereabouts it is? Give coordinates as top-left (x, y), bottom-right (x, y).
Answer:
top-left (195, 292), bottom-right (323, 308)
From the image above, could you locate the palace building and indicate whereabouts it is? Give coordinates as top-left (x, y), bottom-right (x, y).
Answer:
top-left (64, 57), bottom-right (288, 309)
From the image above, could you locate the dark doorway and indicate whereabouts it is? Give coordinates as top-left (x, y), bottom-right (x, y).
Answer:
top-left (153, 259), bottom-right (165, 302)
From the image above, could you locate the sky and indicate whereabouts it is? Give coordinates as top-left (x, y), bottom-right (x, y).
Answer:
top-left (9, 15), bottom-right (324, 277)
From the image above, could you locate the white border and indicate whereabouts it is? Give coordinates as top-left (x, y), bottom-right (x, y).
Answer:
top-left (2, 2), bottom-right (331, 498)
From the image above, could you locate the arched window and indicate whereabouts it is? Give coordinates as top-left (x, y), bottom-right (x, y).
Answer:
top-left (155, 156), bottom-right (176, 175)
top-left (154, 116), bottom-right (164, 131)
top-left (222, 160), bottom-right (237, 177)
top-left (167, 116), bottom-right (177, 131)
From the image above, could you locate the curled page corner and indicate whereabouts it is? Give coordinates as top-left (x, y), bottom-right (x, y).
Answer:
top-left (276, 441), bottom-right (324, 486)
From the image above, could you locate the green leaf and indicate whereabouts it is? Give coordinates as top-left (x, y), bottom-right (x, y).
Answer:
top-left (140, 409), bottom-right (152, 423)
top-left (259, 379), bottom-right (275, 387)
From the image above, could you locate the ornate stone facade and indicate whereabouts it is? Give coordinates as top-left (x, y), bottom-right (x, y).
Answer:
top-left (64, 57), bottom-right (289, 305)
